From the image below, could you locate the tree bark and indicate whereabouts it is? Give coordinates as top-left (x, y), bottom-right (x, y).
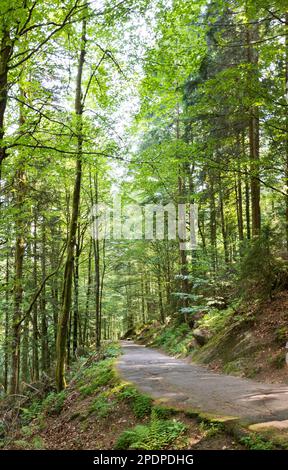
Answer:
top-left (0, 27), bottom-right (12, 169)
top-left (32, 213), bottom-right (39, 382)
top-left (246, 23), bottom-right (261, 236)
top-left (55, 16), bottom-right (86, 391)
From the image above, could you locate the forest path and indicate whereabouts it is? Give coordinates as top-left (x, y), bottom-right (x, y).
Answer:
top-left (117, 341), bottom-right (288, 425)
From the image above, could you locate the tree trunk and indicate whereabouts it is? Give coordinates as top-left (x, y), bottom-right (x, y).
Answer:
top-left (209, 171), bottom-right (217, 270)
top-left (4, 250), bottom-right (10, 392)
top-left (83, 238), bottom-right (92, 346)
top-left (73, 224), bottom-right (80, 356)
top-left (157, 268), bottom-right (165, 324)
top-left (32, 213), bottom-right (39, 381)
top-left (55, 16), bottom-right (86, 391)
top-left (219, 176), bottom-right (229, 264)
top-left (9, 88), bottom-right (27, 394)
top-left (285, 12), bottom-right (288, 250)
top-left (246, 23), bottom-right (261, 236)
top-left (0, 28), bottom-right (12, 169)
top-left (40, 220), bottom-right (49, 373)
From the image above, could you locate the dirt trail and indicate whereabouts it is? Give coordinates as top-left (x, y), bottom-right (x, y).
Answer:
top-left (117, 341), bottom-right (288, 425)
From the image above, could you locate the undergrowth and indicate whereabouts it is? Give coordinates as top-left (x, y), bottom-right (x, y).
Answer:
top-left (115, 414), bottom-right (187, 450)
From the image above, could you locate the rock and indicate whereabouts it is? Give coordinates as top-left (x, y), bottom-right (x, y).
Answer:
top-left (249, 420), bottom-right (288, 431)
top-left (192, 328), bottom-right (211, 346)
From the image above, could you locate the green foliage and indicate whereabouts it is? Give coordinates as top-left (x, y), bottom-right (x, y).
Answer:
top-left (13, 439), bottom-right (31, 450)
top-left (41, 391), bottom-right (66, 416)
top-left (104, 343), bottom-right (122, 358)
top-left (21, 401), bottom-right (43, 425)
top-left (89, 394), bottom-right (114, 418)
top-left (78, 359), bottom-right (116, 396)
top-left (114, 419), bottom-right (187, 450)
top-left (275, 327), bottom-right (288, 346)
top-left (153, 324), bottom-right (195, 356)
top-left (117, 385), bottom-right (152, 418)
top-left (31, 436), bottom-right (44, 449)
top-left (199, 421), bottom-right (225, 437)
top-left (239, 229), bottom-right (287, 299)
top-left (268, 353), bottom-right (285, 370)
top-left (132, 394), bottom-right (153, 419)
top-left (240, 434), bottom-right (275, 450)
top-left (151, 405), bottom-right (177, 420)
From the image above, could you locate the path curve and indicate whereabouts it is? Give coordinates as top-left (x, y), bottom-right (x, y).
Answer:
top-left (117, 341), bottom-right (288, 424)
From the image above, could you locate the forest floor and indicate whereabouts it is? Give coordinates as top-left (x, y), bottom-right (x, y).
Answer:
top-left (117, 341), bottom-right (288, 426)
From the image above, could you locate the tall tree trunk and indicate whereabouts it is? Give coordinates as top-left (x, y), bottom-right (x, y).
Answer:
top-left (50, 222), bottom-right (60, 351)
top-left (10, 168), bottom-right (26, 394)
top-left (246, 23), bottom-right (261, 236)
top-left (157, 267), bottom-right (165, 324)
top-left (236, 136), bottom-right (244, 241)
top-left (40, 220), bottom-right (49, 373)
top-left (245, 165), bottom-right (251, 240)
top-left (209, 171), bottom-right (217, 270)
top-left (4, 250), bottom-right (10, 392)
top-left (73, 225), bottom-right (80, 356)
top-left (55, 16), bottom-right (86, 391)
top-left (83, 238), bottom-right (92, 346)
top-left (21, 314), bottom-right (30, 384)
top-left (32, 213), bottom-right (39, 381)
top-left (0, 27), bottom-right (12, 170)
top-left (9, 88), bottom-right (27, 394)
top-left (219, 176), bottom-right (229, 264)
top-left (285, 12), bottom-right (288, 250)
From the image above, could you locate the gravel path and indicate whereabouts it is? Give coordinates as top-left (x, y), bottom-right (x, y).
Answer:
top-left (117, 341), bottom-right (288, 424)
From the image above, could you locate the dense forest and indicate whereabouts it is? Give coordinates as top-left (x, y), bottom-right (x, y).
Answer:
top-left (1, 0), bottom-right (288, 449)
